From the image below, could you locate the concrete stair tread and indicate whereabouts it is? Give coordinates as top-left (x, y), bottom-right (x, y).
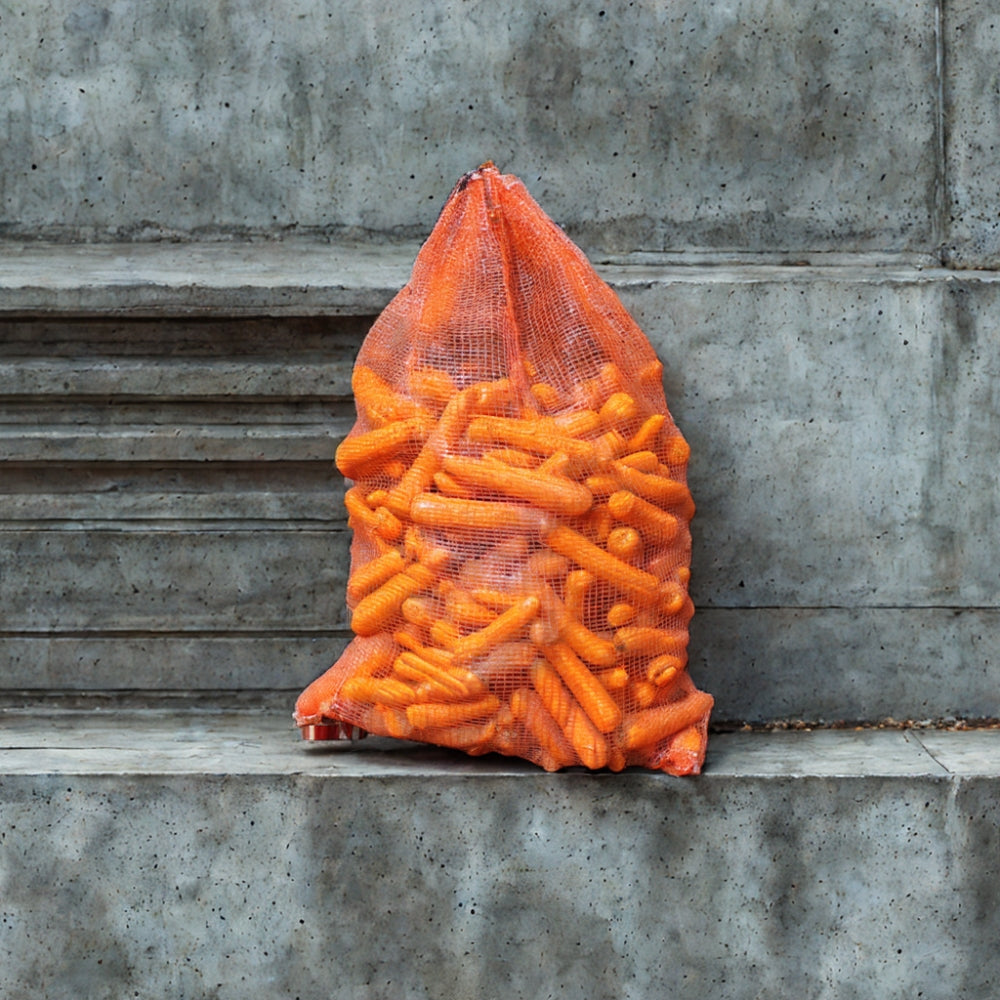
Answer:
top-left (3, 708), bottom-right (997, 778)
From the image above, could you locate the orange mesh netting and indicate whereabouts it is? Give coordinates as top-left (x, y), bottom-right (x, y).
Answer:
top-left (295, 163), bottom-right (713, 774)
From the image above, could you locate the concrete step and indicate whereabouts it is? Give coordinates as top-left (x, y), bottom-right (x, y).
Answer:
top-left (1, 244), bottom-right (998, 723)
top-left (1, 706), bottom-right (997, 999)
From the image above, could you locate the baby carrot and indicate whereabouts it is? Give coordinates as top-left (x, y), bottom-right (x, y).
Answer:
top-left (392, 651), bottom-right (481, 700)
top-left (622, 690), bottom-right (714, 751)
top-left (617, 450), bottom-right (660, 473)
top-left (662, 434), bottom-right (691, 468)
top-left (614, 626), bottom-right (686, 658)
top-left (432, 470), bottom-right (475, 498)
top-left (530, 659), bottom-right (573, 728)
top-left (627, 413), bottom-right (666, 452)
top-left (610, 462), bottom-right (695, 519)
top-left (530, 383), bottom-right (562, 411)
top-left (406, 694), bottom-right (501, 730)
top-left (442, 454), bottom-right (594, 515)
top-left (343, 487), bottom-right (404, 542)
top-left (596, 666), bottom-right (629, 691)
top-left (540, 640), bottom-right (622, 734)
top-left (410, 494), bottom-right (549, 533)
top-left (607, 490), bottom-right (680, 543)
top-left (543, 524), bottom-right (661, 603)
top-left (340, 674), bottom-right (417, 708)
top-left (336, 416), bottom-right (431, 480)
top-left (526, 549), bottom-right (571, 580)
top-left (563, 569), bottom-right (593, 620)
top-left (647, 653), bottom-right (685, 686)
top-left (350, 562), bottom-right (435, 636)
top-left (352, 366), bottom-right (428, 425)
top-left (451, 594), bottom-right (541, 663)
top-left (466, 415), bottom-right (595, 462)
top-left (606, 602), bottom-right (636, 628)
top-left (511, 687), bottom-right (575, 770)
top-left (481, 447), bottom-right (537, 468)
top-left (598, 392), bottom-right (640, 427)
top-left (606, 525), bottom-right (643, 562)
top-left (400, 596), bottom-right (437, 629)
top-left (563, 703), bottom-right (610, 770)
top-left (408, 367), bottom-right (456, 408)
top-left (346, 548), bottom-right (406, 603)
top-left (551, 409), bottom-right (602, 438)
top-left (444, 588), bottom-right (498, 628)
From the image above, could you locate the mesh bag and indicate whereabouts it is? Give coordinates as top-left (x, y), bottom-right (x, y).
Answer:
top-left (295, 163), bottom-right (713, 774)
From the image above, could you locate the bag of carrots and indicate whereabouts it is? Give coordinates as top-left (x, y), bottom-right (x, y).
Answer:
top-left (295, 163), bottom-right (713, 774)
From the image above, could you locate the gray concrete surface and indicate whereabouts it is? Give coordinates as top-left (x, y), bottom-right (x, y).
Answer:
top-left (1, 710), bottom-right (998, 999)
top-left (943, 0), bottom-right (1000, 268)
top-left (0, 0), bottom-right (944, 254)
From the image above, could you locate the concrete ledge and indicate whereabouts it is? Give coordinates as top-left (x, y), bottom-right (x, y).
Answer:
top-left (1, 242), bottom-right (990, 317)
top-left (2, 709), bottom-right (998, 999)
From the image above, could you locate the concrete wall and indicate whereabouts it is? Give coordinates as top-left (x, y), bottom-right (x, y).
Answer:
top-left (1, 0), bottom-right (997, 264)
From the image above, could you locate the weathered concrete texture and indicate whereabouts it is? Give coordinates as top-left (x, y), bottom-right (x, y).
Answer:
top-left (1, 712), bottom-right (998, 1000)
top-left (943, 0), bottom-right (1000, 268)
top-left (0, 1), bottom-right (939, 252)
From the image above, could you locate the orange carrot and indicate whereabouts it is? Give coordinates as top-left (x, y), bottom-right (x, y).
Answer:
top-left (647, 653), bottom-right (685, 686)
top-left (432, 470), bottom-right (475, 498)
top-left (564, 703), bottom-right (610, 769)
top-left (530, 383), bottom-right (562, 411)
top-left (406, 694), bottom-right (501, 729)
top-left (336, 416), bottom-right (431, 480)
top-left (391, 650), bottom-right (487, 700)
top-left (607, 489), bottom-right (679, 544)
top-left (596, 666), bottom-right (629, 691)
top-left (662, 434), bottom-right (691, 468)
top-left (450, 594), bottom-right (541, 663)
top-left (400, 596), bottom-right (437, 629)
top-left (526, 549), bottom-right (571, 580)
top-left (411, 494), bottom-right (549, 533)
top-left (444, 587), bottom-right (498, 628)
top-left (530, 659), bottom-right (573, 729)
top-left (622, 690), bottom-right (714, 751)
top-left (598, 392), bottom-right (640, 427)
top-left (606, 602), bottom-right (636, 627)
top-left (610, 462), bottom-right (695, 519)
top-left (511, 687), bottom-right (575, 769)
top-left (606, 525), bottom-right (643, 562)
top-left (617, 450), bottom-right (660, 473)
top-left (408, 367), bottom-right (456, 408)
top-left (442, 454), bottom-right (593, 515)
top-left (540, 640), bottom-right (622, 734)
top-left (614, 625), bottom-right (686, 658)
top-left (563, 569), bottom-right (593, 620)
top-left (627, 413), bottom-right (666, 452)
top-left (352, 366), bottom-right (428, 425)
top-left (350, 563), bottom-right (435, 636)
top-left (466, 415), bottom-right (595, 462)
top-left (340, 674), bottom-right (417, 708)
top-left (346, 548), bottom-right (406, 603)
top-left (543, 524), bottom-right (660, 603)
top-left (481, 447), bottom-right (537, 468)
top-left (343, 487), bottom-right (404, 542)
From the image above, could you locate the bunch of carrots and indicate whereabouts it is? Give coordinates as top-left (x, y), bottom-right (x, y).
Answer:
top-left (295, 355), bottom-right (713, 774)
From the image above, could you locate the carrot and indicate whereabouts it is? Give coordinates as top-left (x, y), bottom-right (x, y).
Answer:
top-left (450, 594), bottom-right (541, 663)
top-left (432, 470), bottom-right (475, 498)
top-left (530, 383), bottom-right (562, 411)
top-left (418, 719), bottom-right (498, 751)
top-left (543, 524), bottom-right (660, 603)
top-left (529, 659), bottom-right (571, 725)
top-left (340, 674), bottom-right (417, 708)
top-left (372, 704), bottom-right (413, 739)
top-left (563, 569), bottom-right (593, 620)
top-left (510, 687), bottom-right (575, 769)
top-left (606, 602), bottom-right (636, 628)
top-left (406, 694), bottom-right (501, 729)
top-left (411, 494), bottom-right (549, 533)
top-left (444, 588), bottom-right (498, 628)
top-left (352, 366), bottom-right (428, 426)
top-left (607, 489), bottom-right (680, 543)
top-left (400, 596), bottom-right (437, 629)
top-left (540, 640), bottom-right (622, 734)
top-left (596, 666), bottom-right (629, 691)
top-left (551, 409), bottom-right (602, 438)
top-left (662, 434), bottom-right (691, 468)
top-left (336, 416), bottom-right (431, 480)
top-left (481, 447), bottom-right (537, 468)
top-left (610, 462), bottom-right (695, 519)
top-left (614, 625), bottom-right (686, 658)
top-left (647, 653), bottom-right (685, 686)
top-left (346, 548), bottom-right (406, 603)
top-left (391, 651), bottom-right (485, 700)
top-left (599, 392), bottom-right (640, 427)
top-left (526, 549), bottom-right (571, 580)
top-left (622, 690), bottom-right (714, 751)
top-left (343, 488), bottom-right (404, 541)
top-left (606, 525), bottom-right (643, 562)
top-left (442, 454), bottom-right (594, 516)
top-left (627, 413), bottom-right (666, 452)
top-left (408, 367), bottom-right (456, 408)
top-left (564, 703), bottom-right (609, 769)
top-left (350, 563), bottom-right (435, 636)
top-left (584, 473), bottom-right (620, 498)
top-left (617, 450), bottom-right (660, 473)
top-left (466, 415), bottom-right (595, 462)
